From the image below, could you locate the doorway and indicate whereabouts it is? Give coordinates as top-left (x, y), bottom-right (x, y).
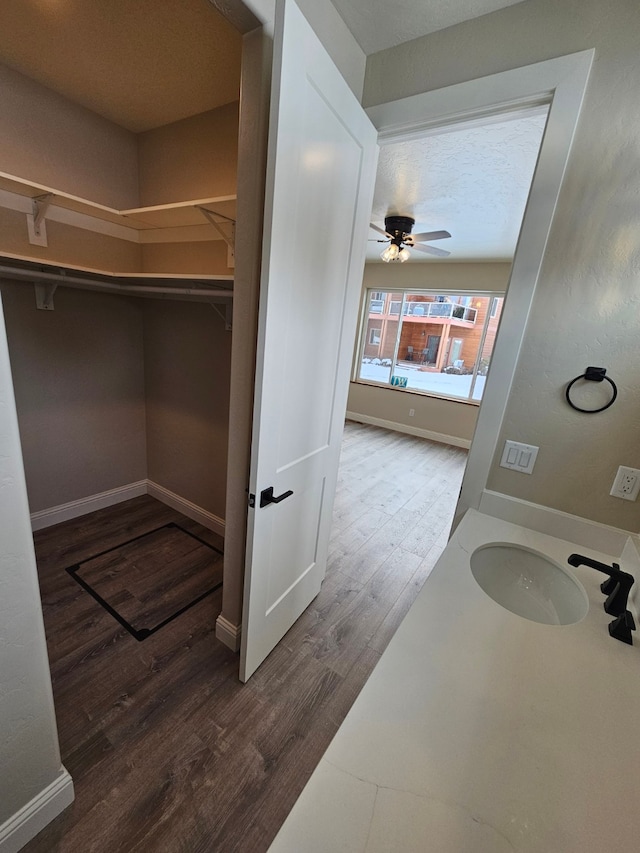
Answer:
top-left (364, 50), bottom-right (594, 528)
top-left (424, 334), bottom-right (441, 365)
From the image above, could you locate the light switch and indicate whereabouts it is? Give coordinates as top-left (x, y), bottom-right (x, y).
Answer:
top-left (518, 451), bottom-right (531, 468)
top-left (500, 440), bottom-right (539, 474)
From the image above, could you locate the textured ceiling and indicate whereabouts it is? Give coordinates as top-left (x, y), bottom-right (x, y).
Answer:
top-left (368, 111), bottom-right (548, 262)
top-left (331, 0), bottom-right (529, 55)
top-left (0, 0), bottom-right (242, 132)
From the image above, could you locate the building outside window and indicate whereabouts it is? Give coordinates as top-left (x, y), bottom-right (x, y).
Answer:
top-left (356, 290), bottom-right (505, 402)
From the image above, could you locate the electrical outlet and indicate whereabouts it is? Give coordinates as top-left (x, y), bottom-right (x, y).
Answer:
top-left (409, 408), bottom-right (415, 417)
top-left (610, 466), bottom-right (640, 501)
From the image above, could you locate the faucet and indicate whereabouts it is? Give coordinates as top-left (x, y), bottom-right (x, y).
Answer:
top-left (567, 552), bottom-right (635, 622)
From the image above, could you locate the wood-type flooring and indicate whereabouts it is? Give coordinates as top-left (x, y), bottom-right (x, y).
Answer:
top-left (23, 421), bottom-right (467, 853)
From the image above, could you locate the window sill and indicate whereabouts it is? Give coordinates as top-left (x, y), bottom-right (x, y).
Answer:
top-left (351, 379), bottom-right (482, 407)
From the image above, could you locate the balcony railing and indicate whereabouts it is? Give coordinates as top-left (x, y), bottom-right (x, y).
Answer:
top-left (371, 300), bottom-right (477, 323)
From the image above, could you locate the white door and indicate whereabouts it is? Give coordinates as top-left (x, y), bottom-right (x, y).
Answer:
top-left (239, 0), bottom-right (378, 681)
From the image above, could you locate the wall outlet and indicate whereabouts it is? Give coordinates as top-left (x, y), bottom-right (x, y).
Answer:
top-left (610, 466), bottom-right (640, 501)
top-left (499, 440), bottom-right (539, 474)
top-left (409, 408), bottom-right (415, 417)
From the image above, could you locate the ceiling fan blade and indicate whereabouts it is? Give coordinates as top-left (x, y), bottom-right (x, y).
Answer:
top-left (370, 222), bottom-right (392, 238)
top-left (406, 230), bottom-right (451, 243)
top-left (411, 243), bottom-right (451, 258)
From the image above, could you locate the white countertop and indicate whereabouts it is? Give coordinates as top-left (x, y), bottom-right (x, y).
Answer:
top-left (269, 510), bottom-right (640, 852)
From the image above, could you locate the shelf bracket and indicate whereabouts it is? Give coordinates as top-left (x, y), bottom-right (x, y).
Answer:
top-left (34, 282), bottom-right (58, 311)
top-left (196, 206), bottom-right (236, 248)
top-left (210, 302), bottom-right (232, 331)
top-left (27, 193), bottom-right (54, 246)
top-left (33, 193), bottom-right (54, 232)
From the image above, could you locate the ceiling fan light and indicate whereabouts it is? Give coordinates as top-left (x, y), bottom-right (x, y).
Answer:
top-left (398, 247), bottom-right (411, 262)
top-left (381, 243), bottom-right (400, 262)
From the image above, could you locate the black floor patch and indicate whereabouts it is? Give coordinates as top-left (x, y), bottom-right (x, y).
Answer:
top-left (66, 522), bottom-right (223, 641)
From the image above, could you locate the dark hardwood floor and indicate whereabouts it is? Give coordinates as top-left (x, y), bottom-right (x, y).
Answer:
top-left (24, 421), bottom-right (467, 853)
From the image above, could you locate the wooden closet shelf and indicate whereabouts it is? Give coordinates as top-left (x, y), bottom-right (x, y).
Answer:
top-left (0, 171), bottom-right (237, 232)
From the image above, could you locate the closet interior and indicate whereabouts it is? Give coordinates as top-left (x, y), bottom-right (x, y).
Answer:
top-left (0, 2), bottom-right (242, 566)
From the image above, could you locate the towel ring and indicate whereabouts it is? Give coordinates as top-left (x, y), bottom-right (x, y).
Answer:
top-left (565, 367), bottom-right (617, 413)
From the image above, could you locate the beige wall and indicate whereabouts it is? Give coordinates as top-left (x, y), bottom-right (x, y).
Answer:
top-left (0, 64), bottom-right (238, 269)
top-left (348, 382), bottom-right (479, 445)
top-left (0, 61), bottom-right (239, 212)
top-left (141, 240), bottom-right (231, 275)
top-left (143, 300), bottom-right (231, 520)
top-left (0, 207), bottom-right (142, 272)
top-left (137, 103), bottom-right (239, 206)
top-left (364, 0), bottom-right (640, 531)
top-left (348, 263), bottom-right (511, 444)
top-left (1, 280), bottom-right (230, 520)
top-left (0, 282), bottom-right (147, 513)
top-left (360, 262), bottom-right (512, 294)
top-left (0, 63), bottom-right (139, 208)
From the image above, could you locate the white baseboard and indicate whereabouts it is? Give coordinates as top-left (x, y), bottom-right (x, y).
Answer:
top-left (345, 412), bottom-right (471, 450)
top-left (0, 768), bottom-right (74, 853)
top-left (30, 480), bottom-right (225, 537)
top-left (147, 481), bottom-right (225, 537)
top-left (216, 614), bottom-right (241, 651)
top-left (479, 489), bottom-right (635, 558)
top-left (30, 481), bottom-right (148, 531)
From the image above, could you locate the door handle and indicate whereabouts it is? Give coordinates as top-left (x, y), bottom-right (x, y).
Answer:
top-left (260, 486), bottom-right (294, 508)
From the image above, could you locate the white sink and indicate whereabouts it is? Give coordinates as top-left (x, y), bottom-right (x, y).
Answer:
top-left (470, 543), bottom-right (589, 625)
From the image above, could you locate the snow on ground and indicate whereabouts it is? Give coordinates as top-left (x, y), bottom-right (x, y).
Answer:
top-left (358, 362), bottom-right (486, 401)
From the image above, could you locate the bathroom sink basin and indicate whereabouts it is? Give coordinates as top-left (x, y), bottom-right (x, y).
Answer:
top-left (470, 543), bottom-right (589, 625)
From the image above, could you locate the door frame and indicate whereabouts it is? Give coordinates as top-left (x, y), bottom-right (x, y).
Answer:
top-left (365, 49), bottom-right (594, 527)
top-left (221, 45), bottom-right (595, 647)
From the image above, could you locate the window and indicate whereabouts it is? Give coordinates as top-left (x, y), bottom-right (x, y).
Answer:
top-left (356, 290), bottom-right (505, 403)
top-left (369, 291), bottom-right (385, 313)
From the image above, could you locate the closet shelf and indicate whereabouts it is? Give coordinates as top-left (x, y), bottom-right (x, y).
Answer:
top-left (0, 171), bottom-right (236, 239)
top-left (0, 254), bottom-right (233, 306)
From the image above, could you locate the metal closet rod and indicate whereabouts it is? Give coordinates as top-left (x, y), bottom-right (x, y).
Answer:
top-left (0, 263), bottom-right (233, 301)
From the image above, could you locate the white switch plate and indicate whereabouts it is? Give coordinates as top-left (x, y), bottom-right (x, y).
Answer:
top-left (610, 466), bottom-right (640, 501)
top-left (500, 440), bottom-right (539, 474)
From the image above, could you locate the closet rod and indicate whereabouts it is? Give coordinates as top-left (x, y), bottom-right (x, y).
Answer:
top-left (0, 263), bottom-right (233, 301)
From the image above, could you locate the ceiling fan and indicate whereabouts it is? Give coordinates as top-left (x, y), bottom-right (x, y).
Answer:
top-left (370, 215), bottom-right (451, 262)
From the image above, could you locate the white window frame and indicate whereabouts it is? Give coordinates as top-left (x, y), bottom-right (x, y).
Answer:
top-left (355, 289), bottom-right (504, 405)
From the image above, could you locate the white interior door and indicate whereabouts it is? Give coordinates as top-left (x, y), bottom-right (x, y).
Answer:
top-left (239, 0), bottom-right (378, 681)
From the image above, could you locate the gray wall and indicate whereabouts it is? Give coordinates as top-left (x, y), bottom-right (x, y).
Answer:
top-left (143, 300), bottom-right (231, 520)
top-left (364, 0), bottom-right (640, 531)
top-left (1, 282), bottom-right (230, 520)
top-left (0, 62), bottom-right (139, 209)
top-left (1, 282), bottom-right (147, 512)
